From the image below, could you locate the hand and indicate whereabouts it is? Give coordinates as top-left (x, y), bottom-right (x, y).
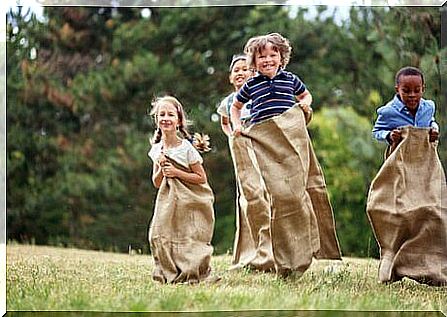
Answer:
top-left (299, 103), bottom-right (312, 114)
top-left (158, 154), bottom-right (168, 167)
top-left (161, 162), bottom-right (177, 178)
top-left (429, 128), bottom-right (439, 142)
top-left (389, 129), bottom-right (402, 144)
top-left (232, 126), bottom-right (243, 137)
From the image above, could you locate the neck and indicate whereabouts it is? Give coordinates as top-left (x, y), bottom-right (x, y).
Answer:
top-left (408, 108), bottom-right (417, 117)
top-left (162, 132), bottom-right (180, 148)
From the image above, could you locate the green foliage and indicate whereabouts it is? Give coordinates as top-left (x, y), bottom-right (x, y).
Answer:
top-left (6, 6), bottom-right (445, 256)
top-left (310, 107), bottom-right (383, 257)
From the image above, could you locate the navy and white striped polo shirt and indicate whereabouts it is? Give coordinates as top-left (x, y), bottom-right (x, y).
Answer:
top-left (236, 69), bottom-right (306, 124)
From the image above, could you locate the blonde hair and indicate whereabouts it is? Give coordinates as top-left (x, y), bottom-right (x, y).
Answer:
top-left (150, 96), bottom-right (191, 144)
top-left (244, 33), bottom-right (292, 70)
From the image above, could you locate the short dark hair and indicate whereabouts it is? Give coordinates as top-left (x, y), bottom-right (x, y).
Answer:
top-left (395, 66), bottom-right (425, 85)
top-left (229, 54), bottom-right (247, 72)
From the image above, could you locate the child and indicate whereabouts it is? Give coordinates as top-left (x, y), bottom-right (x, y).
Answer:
top-left (217, 54), bottom-right (258, 269)
top-left (372, 66), bottom-right (439, 146)
top-left (147, 95), bottom-right (216, 284)
top-left (217, 54), bottom-right (253, 136)
top-left (231, 33), bottom-right (313, 134)
top-left (229, 33), bottom-right (342, 277)
top-left (367, 66), bottom-right (447, 285)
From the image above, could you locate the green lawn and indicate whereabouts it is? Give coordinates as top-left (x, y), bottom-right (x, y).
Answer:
top-left (6, 245), bottom-right (447, 313)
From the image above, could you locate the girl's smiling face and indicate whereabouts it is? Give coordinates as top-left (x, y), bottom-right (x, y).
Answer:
top-left (229, 59), bottom-right (252, 90)
top-left (395, 74), bottom-right (425, 113)
top-left (157, 102), bottom-right (179, 133)
top-left (255, 42), bottom-right (281, 79)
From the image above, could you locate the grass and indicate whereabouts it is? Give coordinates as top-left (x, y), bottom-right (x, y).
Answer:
top-left (6, 245), bottom-right (447, 313)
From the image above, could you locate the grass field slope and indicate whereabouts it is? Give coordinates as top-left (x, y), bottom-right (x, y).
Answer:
top-left (6, 245), bottom-right (447, 313)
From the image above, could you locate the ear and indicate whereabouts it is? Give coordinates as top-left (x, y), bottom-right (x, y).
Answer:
top-left (422, 85), bottom-right (426, 93)
top-left (394, 85), bottom-right (399, 93)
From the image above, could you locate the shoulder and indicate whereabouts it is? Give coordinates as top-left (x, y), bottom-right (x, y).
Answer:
top-left (376, 99), bottom-right (396, 116)
top-left (278, 70), bottom-right (300, 81)
top-left (280, 70), bottom-right (296, 78)
top-left (221, 93), bottom-right (234, 104)
top-left (183, 139), bottom-right (203, 164)
top-left (183, 139), bottom-right (200, 154)
top-left (148, 142), bottom-right (162, 161)
top-left (217, 94), bottom-right (232, 116)
top-left (421, 98), bottom-right (435, 110)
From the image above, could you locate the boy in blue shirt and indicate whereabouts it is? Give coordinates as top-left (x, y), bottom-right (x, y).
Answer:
top-left (373, 66), bottom-right (439, 144)
top-left (367, 67), bottom-right (446, 285)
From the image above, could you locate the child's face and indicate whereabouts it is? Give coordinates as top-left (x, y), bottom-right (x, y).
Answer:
top-left (395, 75), bottom-right (424, 112)
top-left (255, 42), bottom-right (281, 79)
top-left (229, 59), bottom-right (252, 90)
top-left (157, 102), bottom-right (179, 133)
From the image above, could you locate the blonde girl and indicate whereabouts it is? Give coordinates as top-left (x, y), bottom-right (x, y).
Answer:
top-left (147, 96), bottom-right (216, 284)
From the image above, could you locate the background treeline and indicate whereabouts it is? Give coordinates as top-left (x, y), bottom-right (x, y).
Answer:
top-left (7, 5), bottom-right (445, 257)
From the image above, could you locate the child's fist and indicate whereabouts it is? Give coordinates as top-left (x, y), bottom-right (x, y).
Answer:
top-left (429, 129), bottom-right (439, 142)
top-left (161, 162), bottom-right (177, 178)
top-left (298, 103), bottom-right (312, 114)
top-left (298, 103), bottom-right (313, 124)
top-left (389, 129), bottom-right (402, 144)
top-left (158, 154), bottom-right (168, 167)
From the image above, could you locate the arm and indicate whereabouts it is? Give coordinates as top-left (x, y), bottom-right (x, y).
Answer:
top-left (429, 103), bottom-right (439, 142)
top-left (429, 118), bottom-right (439, 142)
top-left (372, 108), bottom-right (394, 144)
top-left (151, 151), bottom-right (168, 188)
top-left (230, 100), bottom-right (243, 136)
top-left (161, 161), bottom-right (207, 185)
top-left (152, 162), bottom-right (164, 188)
top-left (220, 115), bottom-right (232, 137)
top-left (296, 89), bottom-right (313, 124)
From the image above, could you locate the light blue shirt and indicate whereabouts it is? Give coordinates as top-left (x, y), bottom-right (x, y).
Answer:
top-left (372, 95), bottom-right (439, 143)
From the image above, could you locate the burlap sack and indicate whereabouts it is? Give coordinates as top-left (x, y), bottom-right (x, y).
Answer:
top-left (230, 181), bottom-right (258, 268)
top-left (230, 105), bottom-right (341, 275)
top-left (366, 126), bottom-right (447, 285)
top-left (148, 157), bottom-right (215, 284)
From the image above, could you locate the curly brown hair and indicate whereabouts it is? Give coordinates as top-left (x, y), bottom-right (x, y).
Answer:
top-left (244, 33), bottom-right (292, 70)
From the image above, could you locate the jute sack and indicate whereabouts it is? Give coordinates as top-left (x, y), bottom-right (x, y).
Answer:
top-left (366, 126), bottom-right (447, 285)
top-left (148, 157), bottom-right (215, 284)
top-left (230, 179), bottom-right (258, 268)
top-left (230, 105), bottom-right (341, 275)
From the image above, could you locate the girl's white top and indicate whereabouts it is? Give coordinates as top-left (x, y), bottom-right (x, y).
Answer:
top-left (148, 139), bottom-right (203, 168)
